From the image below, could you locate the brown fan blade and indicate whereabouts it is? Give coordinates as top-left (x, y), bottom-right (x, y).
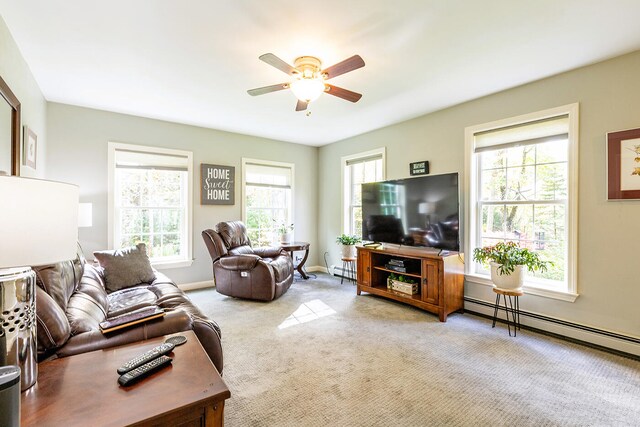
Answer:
top-left (295, 100), bottom-right (308, 111)
top-left (247, 83), bottom-right (289, 96)
top-left (325, 84), bottom-right (362, 103)
top-left (259, 53), bottom-right (296, 75)
top-left (322, 55), bottom-right (365, 80)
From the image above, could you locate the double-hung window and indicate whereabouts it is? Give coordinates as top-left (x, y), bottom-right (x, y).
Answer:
top-left (242, 159), bottom-right (294, 247)
top-left (465, 104), bottom-right (579, 300)
top-left (342, 148), bottom-right (385, 236)
top-left (108, 143), bottom-right (193, 268)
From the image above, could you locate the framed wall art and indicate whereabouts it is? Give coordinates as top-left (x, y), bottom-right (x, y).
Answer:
top-left (201, 163), bottom-right (235, 205)
top-left (23, 126), bottom-right (37, 170)
top-left (607, 127), bottom-right (640, 200)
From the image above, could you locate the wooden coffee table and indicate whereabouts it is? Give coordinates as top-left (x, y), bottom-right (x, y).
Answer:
top-left (21, 331), bottom-right (230, 426)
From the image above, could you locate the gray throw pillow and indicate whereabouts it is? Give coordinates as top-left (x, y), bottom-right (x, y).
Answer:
top-left (93, 243), bottom-right (156, 292)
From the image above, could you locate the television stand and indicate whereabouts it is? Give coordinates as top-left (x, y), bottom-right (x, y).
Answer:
top-left (356, 245), bottom-right (464, 322)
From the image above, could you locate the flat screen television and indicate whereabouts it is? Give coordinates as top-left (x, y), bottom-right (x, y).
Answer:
top-left (361, 172), bottom-right (460, 251)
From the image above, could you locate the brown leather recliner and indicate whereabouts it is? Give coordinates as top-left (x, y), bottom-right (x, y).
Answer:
top-left (202, 221), bottom-right (294, 301)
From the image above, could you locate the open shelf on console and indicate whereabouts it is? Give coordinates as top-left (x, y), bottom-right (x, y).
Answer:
top-left (372, 266), bottom-right (421, 279)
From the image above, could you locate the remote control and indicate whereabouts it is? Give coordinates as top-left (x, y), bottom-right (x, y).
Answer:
top-left (116, 342), bottom-right (175, 375)
top-left (117, 355), bottom-right (173, 386)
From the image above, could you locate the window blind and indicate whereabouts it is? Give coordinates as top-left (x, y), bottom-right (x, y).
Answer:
top-left (474, 115), bottom-right (569, 153)
top-left (346, 154), bottom-right (383, 166)
top-left (115, 149), bottom-right (189, 171)
top-left (245, 163), bottom-right (292, 188)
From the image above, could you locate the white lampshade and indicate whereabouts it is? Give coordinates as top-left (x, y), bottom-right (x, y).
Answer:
top-left (290, 77), bottom-right (325, 102)
top-left (0, 176), bottom-right (79, 268)
top-left (78, 202), bottom-right (93, 227)
top-left (418, 202), bottom-right (436, 215)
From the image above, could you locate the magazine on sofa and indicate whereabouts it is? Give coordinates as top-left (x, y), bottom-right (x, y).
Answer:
top-left (99, 307), bottom-right (166, 334)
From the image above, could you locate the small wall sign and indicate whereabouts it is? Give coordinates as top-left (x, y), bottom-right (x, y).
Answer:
top-left (410, 161), bottom-right (429, 176)
top-left (201, 164), bottom-right (235, 205)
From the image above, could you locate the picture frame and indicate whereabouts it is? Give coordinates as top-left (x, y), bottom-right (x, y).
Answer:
top-left (23, 126), bottom-right (37, 170)
top-left (200, 163), bottom-right (235, 205)
top-left (607, 127), bottom-right (640, 200)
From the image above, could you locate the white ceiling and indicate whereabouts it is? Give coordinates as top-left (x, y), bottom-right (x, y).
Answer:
top-left (2, 1), bottom-right (640, 146)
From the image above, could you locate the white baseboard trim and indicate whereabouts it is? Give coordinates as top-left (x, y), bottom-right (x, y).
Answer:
top-left (178, 280), bottom-right (215, 291)
top-left (306, 265), bottom-right (328, 273)
top-left (464, 297), bottom-right (640, 357)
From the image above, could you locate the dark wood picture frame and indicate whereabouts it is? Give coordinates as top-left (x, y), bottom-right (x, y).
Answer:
top-left (607, 127), bottom-right (640, 200)
top-left (0, 74), bottom-right (21, 176)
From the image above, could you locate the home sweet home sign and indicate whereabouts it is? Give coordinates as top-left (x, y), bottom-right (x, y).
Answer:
top-left (201, 164), bottom-right (235, 205)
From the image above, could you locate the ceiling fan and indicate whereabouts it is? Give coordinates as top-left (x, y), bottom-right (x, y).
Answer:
top-left (247, 53), bottom-right (365, 112)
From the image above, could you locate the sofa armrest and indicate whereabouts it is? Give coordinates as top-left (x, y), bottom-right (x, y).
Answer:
top-left (217, 254), bottom-right (261, 271)
top-left (253, 246), bottom-right (285, 258)
top-left (55, 310), bottom-right (193, 358)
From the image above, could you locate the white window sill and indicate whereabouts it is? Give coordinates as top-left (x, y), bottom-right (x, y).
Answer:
top-left (465, 273), bottom-right (579, 302)
top-left (151, 259), bottom-right (194, 270)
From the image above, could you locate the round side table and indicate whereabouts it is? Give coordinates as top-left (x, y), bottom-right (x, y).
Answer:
top-left (491, 287), bottom-right (523, 337)
top-left (280, 241), bottom-right (310, 279)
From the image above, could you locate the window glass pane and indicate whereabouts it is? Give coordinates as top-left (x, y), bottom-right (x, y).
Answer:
top-left (480, 150), bottom-right (506, 170)
top-left (375, 159), bottom-right (383, 181)
top-left (536, 163), bottom-right (567, 200)
top-left (504, 204), bottom-right (534, 241)
top-left (536, 139), bottom-right (568, 164)
top-left (352, 185), bottom-right (362, 205)
top-left (481, 205), bottom-right (505, 239)
top-left (352, 206), bottom-right (363, 237)
top-left (505, 164), bottom-right (535, 201)
top-left (529, 240), bottom-right (565, 282)
top-left (534, 204), bottom-right (566, 242)
top-left (481, 168), bottom-right (506, 201)
top-left (364, 160), bottom-right (377, 182)
top-left (506, 145), bottom-right (536, 167)
top-left (352, 162), bottom-right (364, 185)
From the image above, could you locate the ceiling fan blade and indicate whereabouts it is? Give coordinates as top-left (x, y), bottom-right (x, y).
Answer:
top-left (325, 84), bottom-right (362, 103)
top-left (295, 100), bottom-right (308, 111)
top-left (259, 53), bottom-right (296, 75)
top-left (247, 83), bottom-right (289, 96)
top-left (322, 55), bottom-right (365, 80)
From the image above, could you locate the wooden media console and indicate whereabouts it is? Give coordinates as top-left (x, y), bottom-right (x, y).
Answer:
top-left (356, 245), bottom-right (464, 322)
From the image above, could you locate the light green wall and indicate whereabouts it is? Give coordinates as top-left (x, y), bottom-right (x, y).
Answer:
top-left (319, 50), bottom-right (640, 340)
top-left (0, 15), bottom-right (47, 178)
top-left (46, 103), bottom-right (319, 284)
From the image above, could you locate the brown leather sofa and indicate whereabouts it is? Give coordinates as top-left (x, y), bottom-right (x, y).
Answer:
top-left (202, 221), bottom-right (294, 301)
top-left (33, 254), bottom-right (223, 373)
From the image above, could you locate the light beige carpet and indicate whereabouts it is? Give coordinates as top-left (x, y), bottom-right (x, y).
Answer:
top-left (188, 273), bottom-right (640, 427)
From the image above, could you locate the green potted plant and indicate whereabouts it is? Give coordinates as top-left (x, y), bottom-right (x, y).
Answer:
top-left (473, 241), bottom-right (550, 290)
top-left (336, 234), bottom-right (361, 258)
top-left (274, 220), bottom-right (294, 244)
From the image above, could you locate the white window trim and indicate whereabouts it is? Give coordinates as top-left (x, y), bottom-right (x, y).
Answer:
top-left (107, 142), bottom-right (194, 269)
top-left (464, 103), bottom-right (579, 301)
top-left (340, 147), bottom-right (386, 235)
top-left (241, 157), bottom-right (295, 234)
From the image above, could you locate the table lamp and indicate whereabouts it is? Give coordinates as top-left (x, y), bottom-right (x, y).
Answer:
top-left (0, 176), bottom-right (78, 390)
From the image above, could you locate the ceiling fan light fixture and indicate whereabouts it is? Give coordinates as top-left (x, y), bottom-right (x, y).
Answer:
top-left (290, 76), bottom-right (325, 103)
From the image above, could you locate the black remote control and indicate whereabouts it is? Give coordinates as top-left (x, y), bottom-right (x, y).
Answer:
top-left (116, 342), bottom-right (175, 375)
top-left (117, 355), bottom-right (173, 386)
